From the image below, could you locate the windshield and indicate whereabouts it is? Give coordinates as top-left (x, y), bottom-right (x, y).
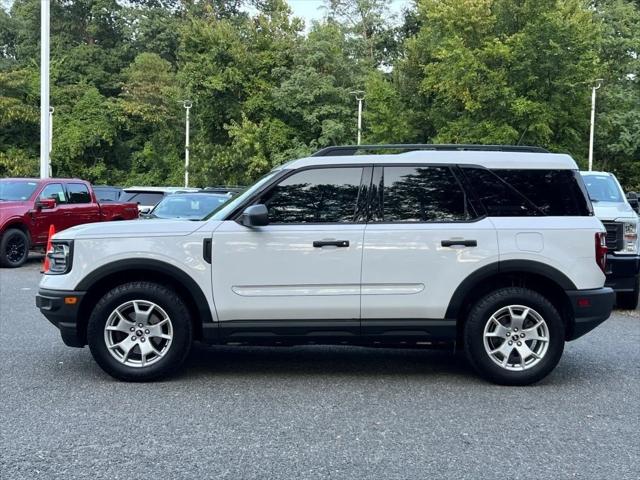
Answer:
top-left (205, 171), bottom-right (282, 220)
top-left (151, 193), bottom-right (232, 220)
top-left (0, 180), bottom-right (39, 201)
top-left (581, 174), bottom-right (624, 203)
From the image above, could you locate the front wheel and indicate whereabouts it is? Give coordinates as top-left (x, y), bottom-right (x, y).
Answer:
top-left (464, 287), bottom-right (565, 386)
top-left (0, 228), bottom-right (29, 268)
top-left (87, 282), bottom-right (193, 381)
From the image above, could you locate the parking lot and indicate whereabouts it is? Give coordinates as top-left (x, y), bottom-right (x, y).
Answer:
top-left (0, 258), bottom-right (638, 479)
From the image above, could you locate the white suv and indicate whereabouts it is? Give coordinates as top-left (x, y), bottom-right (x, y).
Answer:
top-left (36, 145), bottom-right (614, 385)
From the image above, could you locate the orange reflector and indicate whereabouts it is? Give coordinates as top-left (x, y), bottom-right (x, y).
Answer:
top-left (64, 297), bottom-right (78, 305)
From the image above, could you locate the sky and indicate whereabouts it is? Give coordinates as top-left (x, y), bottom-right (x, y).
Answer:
top-left (286, 0), bottom-right (412, 27)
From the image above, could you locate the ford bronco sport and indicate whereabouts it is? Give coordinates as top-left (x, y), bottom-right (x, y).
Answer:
top-left (36, 145), bottom-right (615, 385)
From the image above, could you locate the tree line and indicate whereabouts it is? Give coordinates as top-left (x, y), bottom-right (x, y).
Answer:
top-left (0, 0), bottom-right (638, 189)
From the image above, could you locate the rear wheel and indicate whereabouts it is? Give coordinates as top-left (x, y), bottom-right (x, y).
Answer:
top-left (464, 287), bottom-right (565, 386)
top-left (616, 277), bottom-right (639, 310)
top-left (87, 282), bottom-right (193, 381)
top-left (0, 228), bottom-right (29, 268)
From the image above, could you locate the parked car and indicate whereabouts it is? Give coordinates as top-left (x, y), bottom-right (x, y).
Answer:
top-left (121, 186), bottom-right (201, 214)
top-left (143, 192), bottom-right (233, 220)
top-left (93, 185), bottom-right (123, 202)
top-left (0, 178), bottom-right (138, 267)
top-left (581, 171), bottom-right (639, 309)
top-left (203, 186), bottom-right (245, 195)
top-left (37, 144), bottom-right (614, 385)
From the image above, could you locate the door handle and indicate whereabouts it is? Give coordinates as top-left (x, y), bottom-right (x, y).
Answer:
top-left (441, 239), bottom-right (477, 247)
top-left (313, 240), bottom-right (349, 248)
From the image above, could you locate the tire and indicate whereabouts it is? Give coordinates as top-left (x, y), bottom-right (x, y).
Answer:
top-left (616, 278), bottom-right (639, 310)
top-left (0, 228), bottom-right (30, 268)
top-left (87, 282), bottom-right (193, 381)
top-left (464, 287), bottom-right (565, 386)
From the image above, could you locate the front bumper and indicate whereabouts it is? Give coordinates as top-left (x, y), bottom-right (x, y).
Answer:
top-left (36, 289), bottom-right (86, 347)
top-left (566, 287), bottom-right (615, 340)
top-left (605, 254), bottom-right (640, 292)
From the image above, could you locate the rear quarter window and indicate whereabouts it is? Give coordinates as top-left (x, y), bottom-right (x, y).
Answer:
top-left (463, 167), bottom-right (591, 216)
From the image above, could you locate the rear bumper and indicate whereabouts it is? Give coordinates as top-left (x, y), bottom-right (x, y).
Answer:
top-left (605, 254), bottom-right (640, 292)
top-left (566, 287), bottom-right (615, 340)
top-left (36, 288), bottom-right (86, 347)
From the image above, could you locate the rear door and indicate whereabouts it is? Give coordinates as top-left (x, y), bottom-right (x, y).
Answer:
top-left (211, 166), bottom-right (370, 339)
top-left (360, 165), bottom-right (499, 339)
top-left (62, 182), bottom-right (101, 226)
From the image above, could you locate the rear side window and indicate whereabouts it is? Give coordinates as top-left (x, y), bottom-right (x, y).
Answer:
top-left (463, 168), bottom-right (591, 216)
top-left (378, 166), bottom-right (473, 222)
top-left (261, 167), bottom-right (364, 223)
top-left (67, 183), bottom-right (91, 204)
top-left (39, 183), bottom-right (67, 204)
top-left (494, 170), bottom-right (590, 216)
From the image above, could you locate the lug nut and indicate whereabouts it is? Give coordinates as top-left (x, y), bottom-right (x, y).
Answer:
top-left (138, 323), bottom-right (143, 328)
top-left (506, 332), bottom-right (511, 337)
top-left (131, 336), bottom-right (137, 341)
top-left (140, 338), bottom-right (146, 342)
top-left (508, 341), bottom-right (513, 346)
top-left (130, 327), bottom-right (135, 332)
top-left (145, 329), bottom-right (150, 334)
top-left (514, 328), bottom-right (519, 332)
top-left (517, 341), bottom-right (522, 346)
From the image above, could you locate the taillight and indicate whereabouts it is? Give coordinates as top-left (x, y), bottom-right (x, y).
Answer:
top-left (595, 232), bottom-right (607, 273)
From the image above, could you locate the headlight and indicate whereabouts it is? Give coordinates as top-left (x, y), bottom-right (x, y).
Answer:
top-left (45, 240), bottom-right (73, 274)
top-left (623, 222), bottom-right (638, 254)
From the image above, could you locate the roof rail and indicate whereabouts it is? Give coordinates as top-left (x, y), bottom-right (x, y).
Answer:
top-left (311, 144), bottom-right (549, 157)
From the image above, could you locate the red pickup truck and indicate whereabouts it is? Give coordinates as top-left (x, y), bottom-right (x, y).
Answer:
top-left (0, 178), bottom-right (139, 267)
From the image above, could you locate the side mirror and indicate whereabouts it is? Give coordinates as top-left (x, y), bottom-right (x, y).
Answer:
top-left (139, 207), bottom-right (151, 214)
top-left (36, 198), bottom-right (56, 210)
top-left (239, 204), bottom-right (269, 227)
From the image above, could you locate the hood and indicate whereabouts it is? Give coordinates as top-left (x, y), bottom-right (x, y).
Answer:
top-left (54, 218), bottom-right (217, 240)
top-left (0, 201), bottom-right (30, 222)
top-left (592, 201), bottom-right (638, 222)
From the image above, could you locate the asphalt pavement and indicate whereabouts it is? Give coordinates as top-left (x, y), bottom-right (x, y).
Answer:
top-left (1, 257), bottom-right (639, 479)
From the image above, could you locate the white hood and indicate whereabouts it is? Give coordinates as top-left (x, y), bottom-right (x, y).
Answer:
top-left (53, 219), bottom-right (219, 240)
top-left (592, 201), bottom-right (638, 222)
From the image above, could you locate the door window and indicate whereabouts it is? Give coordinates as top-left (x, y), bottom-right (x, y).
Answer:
top-left (261, 167), bottom-right (364, 224)
top-left (67, 183), bottom-right (91, 204)
top-left (378, 166), bottom-right (473, 222)
top-left (39, 183), bottom-right (67, 204)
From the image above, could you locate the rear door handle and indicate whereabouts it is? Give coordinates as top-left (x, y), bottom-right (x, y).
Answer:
top-left (441, 239), bottom-right (477, 247)
top-left (313, 240), bottom-right (350, 248)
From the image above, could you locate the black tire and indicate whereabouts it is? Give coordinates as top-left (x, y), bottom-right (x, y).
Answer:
top-left (87, 282), bottom-right (193, 381)
top-left (464, 287), bottom-right (565, 386)
top-left (616, 277), bottom-right (639, 310)
top-left (0, 228), bottom-right (29, 268)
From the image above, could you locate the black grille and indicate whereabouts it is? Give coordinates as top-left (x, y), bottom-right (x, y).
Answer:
top-left (602, 221), bottom-right (623, 251)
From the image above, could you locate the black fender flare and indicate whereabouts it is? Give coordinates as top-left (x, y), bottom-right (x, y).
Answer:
top-left (76, 259), bottom-right (214, 324)
top-left (445, 259), bottom-right (577, 319)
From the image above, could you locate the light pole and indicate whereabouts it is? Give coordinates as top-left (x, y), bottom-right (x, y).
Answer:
top-left (48, 106), bottom-right (54, 176)
top-left (350, 90), bottom-right (365, 145)
top-left (181, 100), bottom-right (192, 187)
top-left (588, 78), bottom-right (603, 172)
top-left (40, 0), bottom-right (50, 178)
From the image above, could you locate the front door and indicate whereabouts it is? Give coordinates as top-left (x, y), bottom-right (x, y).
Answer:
top-left (211, 166), bottom-right (370, 340)
top-left (33, 183), bottom-right (68, 244)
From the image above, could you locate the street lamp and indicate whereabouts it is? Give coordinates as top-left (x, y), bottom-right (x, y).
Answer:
top-left (181, 100), bottom-right (192, 188)
top-left (349, 90), bottom-right (365, 145)
top-left (40, 0), bottom-right (50, 178)
top-left (588, 78), bottom-right (603, 172)
top-left (48, 106), bottom-right (54, 176)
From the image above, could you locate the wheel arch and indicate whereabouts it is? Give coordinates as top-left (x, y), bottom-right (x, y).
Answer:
top-left (76, 259), bottom-right (213, 344)
top-left (1, 220), bottom-right (32, 244)
top-left (447, 260), bottom-right (577, 341)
